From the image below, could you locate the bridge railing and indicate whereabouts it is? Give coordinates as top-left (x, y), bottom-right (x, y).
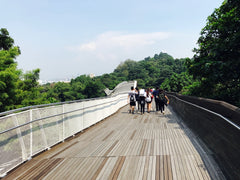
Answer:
top-left (0, 81), bottom-right (134, 177)
top-left (168, 93), bottom-right (240, 180)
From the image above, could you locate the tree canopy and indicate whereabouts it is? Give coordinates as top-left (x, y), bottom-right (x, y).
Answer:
top-left (0, 29), bottom-right (45, 111)
top-left (0, 40), bottom-right (21, 111)
top-left (111, 53), bottom-right (187, 89)
top-left (186, 0), bottom-right (240, 106)
top-left (0, 28), bottom-right (14, 51)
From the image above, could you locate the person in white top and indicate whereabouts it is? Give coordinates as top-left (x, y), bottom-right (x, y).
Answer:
top-left (139, 89), bottom-right (146, 114)
top-left (146, 88), bottom-right (152, 113)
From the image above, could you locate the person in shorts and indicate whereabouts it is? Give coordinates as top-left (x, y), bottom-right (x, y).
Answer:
top-left (146, 88), bottom-right (152, 113)
top-left (128, 86), bottom-right (136, 114)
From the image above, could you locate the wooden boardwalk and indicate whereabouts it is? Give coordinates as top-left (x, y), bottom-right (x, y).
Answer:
top-left (3, 105), bottom-right (225, 180)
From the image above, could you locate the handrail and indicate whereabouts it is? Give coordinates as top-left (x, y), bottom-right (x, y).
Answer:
top-left (0, 91), bottom-right (128, 117)
top-left (168, 94), bottom-right (240, 130)
top-left (0, 96), bottom-right (126, 135)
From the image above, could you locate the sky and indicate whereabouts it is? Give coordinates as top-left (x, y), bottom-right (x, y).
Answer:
top-left (1, 0), bottom-right (223, 81)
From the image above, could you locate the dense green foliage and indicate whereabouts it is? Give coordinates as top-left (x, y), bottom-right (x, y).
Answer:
top-left (103, 53), bottom-right (187, 88)
top-left (1, 0), bottom-right (240, 112)
top-left (186, 0), bottom-right (240, 106)
top-left (0, 28), bottom-right (14, 51)
top-left (41, 75), bottom-right (106, 103)
top-left (161, 72), bottom-right (194, 93)
top-left (40, 53), bottom-right (188, 105)
top-left (0, 28), bottom-right (21, 112)
top-left (0, 28), bottom-right (46, 111)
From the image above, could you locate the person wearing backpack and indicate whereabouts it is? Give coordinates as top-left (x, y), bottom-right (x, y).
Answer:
top-left (135, 87), bottom-right (140, 112)
top-left (158, 89), bottom-right (169, 114)
top-left (153, 87), bottom-right (160, 112)
top-left (128, 86), bottom-right (136, 114)
top-left (139, 88), bottom-right (146, 115)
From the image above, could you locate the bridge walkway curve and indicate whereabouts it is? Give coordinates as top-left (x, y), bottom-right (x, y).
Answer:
top-left (2, 105), bottom-right (225, 180)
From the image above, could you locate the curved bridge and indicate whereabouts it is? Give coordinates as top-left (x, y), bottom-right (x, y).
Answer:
top-left (0, 81), bottom-right (239, 179)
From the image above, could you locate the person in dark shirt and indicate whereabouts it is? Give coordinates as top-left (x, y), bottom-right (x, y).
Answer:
top-left (139, 88), bottom-right (146, 115)
top-left (135, 87), bottom-right (140, 112)
top-left (153, 87), bottom-right (160, 112)
top-left (158, 89), bottom-right (169, 114)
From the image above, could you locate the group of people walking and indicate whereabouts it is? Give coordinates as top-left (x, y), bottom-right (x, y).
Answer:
top-left (128, 86), bottom-right (169, 115)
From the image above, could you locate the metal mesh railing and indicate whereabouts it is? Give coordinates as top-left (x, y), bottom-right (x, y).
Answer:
top-left (0, 81), bottom-right (134, 177)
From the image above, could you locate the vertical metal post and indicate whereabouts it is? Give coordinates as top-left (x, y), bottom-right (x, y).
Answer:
top-left (83, 101), bottom-right (85, 129)
top-left (62, 104), bottom-right (65, 142)
top-left (29, 109), bottom-right (33, 159)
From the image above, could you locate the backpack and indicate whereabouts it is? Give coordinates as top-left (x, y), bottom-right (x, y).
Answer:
top-left (130, 94), bottom-right (136, 102)
top-left (146, 94), bottom-right (151, 102)
top-left (159, 92), bottom-right (167, 105)
top-left (135, 93), bottom-right (140, 101)
top-left (159, 93), bottom-right (165, 101)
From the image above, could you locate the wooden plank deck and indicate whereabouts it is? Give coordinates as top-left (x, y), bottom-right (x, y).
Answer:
top-left (3, 105), bottom-right (225, 180)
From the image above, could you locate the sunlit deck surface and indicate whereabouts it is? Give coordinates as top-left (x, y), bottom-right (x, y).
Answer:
top-left (3, 105), bottom-right (225, 180)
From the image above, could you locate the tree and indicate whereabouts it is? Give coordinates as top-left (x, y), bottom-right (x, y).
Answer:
top-left (0, 38), bottom-right (21, 111)
top-left (17, 69), bottom-right (45, 106)
top-left (186, 0), bottom-right (240, 106)
top-left (84, 80), bottom-right (105, 98)
top-left (98, 73), bottom-right (116, 90)
top-left (0, 28), bottom-right (14, 50)
top-left (0, 29), bottom-right (52, 110)
top-left (21, 69), bottom-right (40, 91)
top-left (161, 72), bottom-right (194, 93)
top-left (53, 82), bottom-right (73, 102)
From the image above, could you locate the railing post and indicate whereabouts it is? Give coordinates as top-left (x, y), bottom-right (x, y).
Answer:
top-left (83, 101), bottom-right (85, 129)
top-left (62, 104), bottom-right (65, 142)
top-left (29, 109), bottom-right (33, 159)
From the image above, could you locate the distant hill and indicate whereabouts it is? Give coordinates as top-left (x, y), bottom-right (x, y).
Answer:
top-left (96, 52), bottom-right (188, 89)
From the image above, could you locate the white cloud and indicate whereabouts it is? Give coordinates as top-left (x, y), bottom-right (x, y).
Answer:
top-left (79, 42), bottom-right (96, 51)
top-left (40, 31), bottom-right (195, 79)
top-left (105, 31), bottom-right (171, 48)
top-left (58, 31), bottom-right (196, 78)
top-left (68, 31), bottom-right (172, 62)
